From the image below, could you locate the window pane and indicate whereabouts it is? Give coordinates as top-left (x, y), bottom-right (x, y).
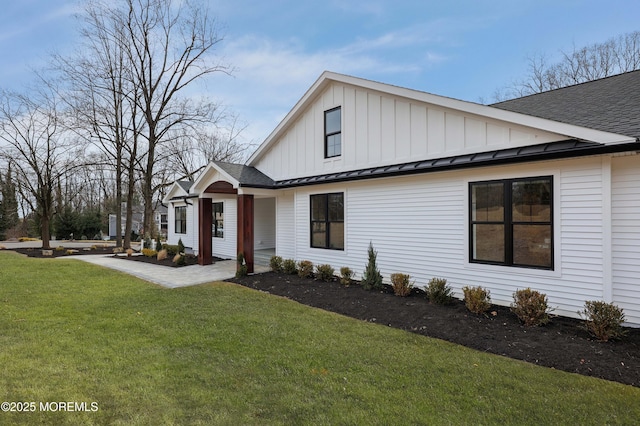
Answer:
top-left (212, 202), bottom-right (224, 238)
top-left (311, 222), bottom-right (327, 248)
top-left (472, 224), bottom-right (504, 262)
top-left (328, 193), bottom-right (344, 221)
top-left (512, 179), bottom-right (551, 222)
top-left (311, 195), bottom-right (326, 221)
top-left (513, 224), bottom-right (552, 267)
top-left (471, 183), bottom-right (504, 221)
top-left (327, 134), bottom-right (341, 157)
top-left (325, 108), bottom-right (341, 134)
top-left (329, 222), bottom-right (344, 249)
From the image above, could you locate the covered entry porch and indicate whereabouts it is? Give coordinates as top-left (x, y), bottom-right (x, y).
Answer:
top-left (191, 162), bottom-right (277, 273)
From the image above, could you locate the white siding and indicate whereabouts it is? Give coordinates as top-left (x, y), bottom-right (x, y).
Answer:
top-left (211, 197), bottom-right (237, 259)
top-left (255, 198), bottom-right (276, 249)
top-left (612, 155), bottom-right (640, 325)
top-left (281, 157), bottom-right (622, 322)
top-left (254, 82), bottom-right (567, 181)
top-left (276, 192), bottom-right (295, 259)
top-left (166, 199), bottom-right (198, 251)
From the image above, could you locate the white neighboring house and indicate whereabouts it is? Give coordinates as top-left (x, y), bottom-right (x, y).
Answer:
top-left (165, 70), bottom-right (640, 325)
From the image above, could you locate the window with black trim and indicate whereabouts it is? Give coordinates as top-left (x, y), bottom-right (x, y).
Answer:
top-left (310, 192), bottom-right (344, 250)
top-left (213, 202), bottom-right (224, 238)
top-left (324, 107), bottom-right (341, 158)
top-left (175, 206), bottom-right (187, 234)
top-left (470, 176), bottom-right (553, 269)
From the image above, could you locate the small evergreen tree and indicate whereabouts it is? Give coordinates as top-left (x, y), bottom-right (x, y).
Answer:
top-left (362, 241), bottom-right (383, 290)
top-left (178, 238), bottom-right (185, 254)
top-left (0, 165), bottom-right (19, 240)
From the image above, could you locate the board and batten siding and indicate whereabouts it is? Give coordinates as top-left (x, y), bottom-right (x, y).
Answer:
top-left (285, 156), bottom-right (619, 322)
top-left (254, 82), bottom-right (567, 181)
top-left (612, 154), bottom-right (640, 325)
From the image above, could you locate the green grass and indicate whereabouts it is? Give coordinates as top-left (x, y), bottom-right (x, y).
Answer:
top-left (0, 251), bottom-right (638, 425)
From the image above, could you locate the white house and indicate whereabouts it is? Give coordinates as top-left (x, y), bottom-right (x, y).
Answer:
top-left (164, 71), bottom-right (640, 325)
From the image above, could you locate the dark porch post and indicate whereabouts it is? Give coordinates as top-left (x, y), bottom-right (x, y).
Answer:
top-left (237, 194), bottom-right (254, 273)
top-left (198, 198), bottom-right (212, 265)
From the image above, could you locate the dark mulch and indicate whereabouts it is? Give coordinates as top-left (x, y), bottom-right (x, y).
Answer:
top-left (227, 271), bottom-right (640, 388)
top-left (12, 246), bottom-right (115, 258)
top-left (116, 253), bottom-right (226, 268)
top-left (11, 246), bottom-right (226, 267)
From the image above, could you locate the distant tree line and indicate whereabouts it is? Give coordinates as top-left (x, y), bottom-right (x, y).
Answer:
top-left (0, 0), bottom-right (250, 249)
top-left (492, 31), bottom-right (640, 101)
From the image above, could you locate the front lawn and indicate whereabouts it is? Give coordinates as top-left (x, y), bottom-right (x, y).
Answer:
top-left (0, 250), bottom-right (638, 425)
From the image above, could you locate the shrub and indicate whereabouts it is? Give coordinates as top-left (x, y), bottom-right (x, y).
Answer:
top-left (155, 239), bottom-right (163, 252)
top-left (297, 260), bottom-right (314, 278)
top-left (172, 253), bottom-right (182, 263)
top-left (362, 241), bottom-right (383, 290)
top-left (141, 248), bottom-right (157, 257)
top-left (425, 278), bottom-right (453, 305)
top-left (283, 259), bottom-right (297, 275)
top-left (580, 301), bottom-right (627, 342)
top-left (511, 288), bottom-right (551, 326)
top-left (178, 238), bottom-right (185, 254)
top-left (390, 273), bottom-right (413, 297)
top-left (163, 244), bottom-right (179, 256)
top-left (175, 254), bottom-right (186, 266)
top-left (157, 249), bottom-right (168, 261)
top-left (55, 246), bottom-right (65, 251)
top-left (462, 286), bottom-right (492, 314)
top-left (144, 237), bottom-right (152, 250)
top-left (340, 267), bottom-right (353, 286)
top-left (113, 247), bottom-right (124, 254)
top-left (236, 252), bottom-right (248, 277)
top-left (126, 248), bottom-right (134, 257)
top-left (315, 264), bottom-right (335, 282)
top-left (270, 255), bottom-right (283, 272)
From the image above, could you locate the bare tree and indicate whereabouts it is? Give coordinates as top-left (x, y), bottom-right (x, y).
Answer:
top-left (118, 0), bottom-right (231, 238)
top-left (495, 31), bottom-right (640, 101)
top-left (0, 88), bottom-right (79, 249)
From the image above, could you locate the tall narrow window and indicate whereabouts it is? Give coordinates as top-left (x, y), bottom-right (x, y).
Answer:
top-left (470, 176), bottom-right (553, 269)
top-left (175, 206), bottom-right (187, 234)
top-left (310, 192), bottom-right (344, 249)
top-left (325, 107), bottom-right (341, 158)
top-left (212, 202), bottom-right (224, 238)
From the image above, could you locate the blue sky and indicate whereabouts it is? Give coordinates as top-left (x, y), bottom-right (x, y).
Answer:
top-left (2, 0), bottom-right (640, 146)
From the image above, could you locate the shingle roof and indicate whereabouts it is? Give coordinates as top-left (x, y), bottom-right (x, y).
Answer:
top-left (177, 180), bottom-right (193, 192)
top-left (492, 70), bottom-right (640, 139)
top-left (213, 161), bottom-right (275, 188)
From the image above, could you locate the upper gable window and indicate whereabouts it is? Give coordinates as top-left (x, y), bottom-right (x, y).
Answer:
top-left (325, 107), bottom-right (341, 158)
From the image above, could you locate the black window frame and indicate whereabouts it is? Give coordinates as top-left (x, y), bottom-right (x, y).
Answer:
top-left (174, 206), bottom-right (187, 234)
top-left (212, 202), bottom-right (224, 238)
top-left (324, 106), bottom-right (341, 158)
top-left (469, 176), bottom-right (553, 270)
top-left (310, 192), bottom-right (344, 250)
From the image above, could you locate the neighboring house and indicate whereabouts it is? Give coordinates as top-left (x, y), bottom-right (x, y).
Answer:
top-left (164, 71), bottom-right (640, 325)
top-left (108, 204), bottom-right (168, 240)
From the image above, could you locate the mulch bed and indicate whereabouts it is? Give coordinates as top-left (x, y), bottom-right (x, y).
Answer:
top-left (11, 246), bottom-right (115, 258)
top-left (115, 253), bottom-right (226, 268)
top-left (227, 271), bottom-right (640, 388)
top-left (10, 246), bottom-right (225, 268)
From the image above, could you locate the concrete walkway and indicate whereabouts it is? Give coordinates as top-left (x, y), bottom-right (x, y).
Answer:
top-left (2, 240), bottom-right (270, 288)
top-left (66, 254), bottom-right (270, 288)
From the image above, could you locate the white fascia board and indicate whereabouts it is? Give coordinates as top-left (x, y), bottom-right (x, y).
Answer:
top-left (190, 162), bottom-right (241, 195)
top-left (246, 71), bottom-right (635, 166)
top-left (162, 182), bottom-right (188, 204)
